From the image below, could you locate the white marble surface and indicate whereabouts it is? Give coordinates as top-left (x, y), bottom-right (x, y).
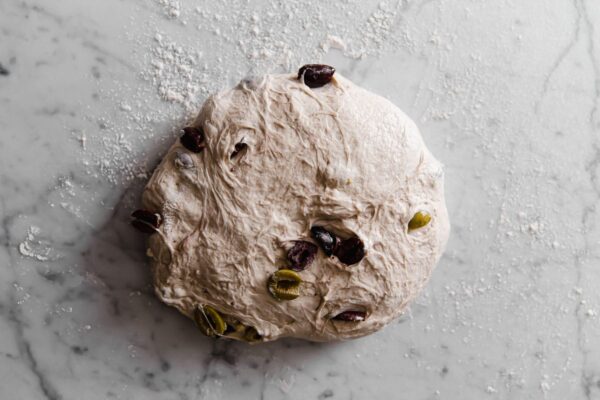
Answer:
top-left (2, 0), bottom-right (600, 399)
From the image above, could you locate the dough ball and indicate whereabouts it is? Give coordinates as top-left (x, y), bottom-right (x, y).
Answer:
top-left (138, 67), bottom-right (450, 342)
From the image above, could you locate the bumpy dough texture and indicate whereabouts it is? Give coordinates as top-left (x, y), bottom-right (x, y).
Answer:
top-left (142, 73), bottom-right (450, 342)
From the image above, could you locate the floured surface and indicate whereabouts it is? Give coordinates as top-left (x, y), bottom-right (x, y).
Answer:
top-left (143, 73), bottom-right (449, 341)
top-left (3, 0), bottom-right (600, 399)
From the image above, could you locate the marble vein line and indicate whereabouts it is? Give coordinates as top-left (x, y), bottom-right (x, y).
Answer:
top-left (1, 197), bottom-right (61, 400)
top-left (574, 253), bottom-right (591, 400)
top-left (574, 2), bottom-right (600, 398)
top-left (18, 339), bottom-right (62, 400)
top-left (581, 0), bottom-right (600, 128)
top-left (580, 0), bottom-right (600, 197)
top-left (0, 62), bottom-right (9, 76)
top-left (535, 0), bottom-right (581, 114)
top-left (81, 41), bottom-right (136, 72)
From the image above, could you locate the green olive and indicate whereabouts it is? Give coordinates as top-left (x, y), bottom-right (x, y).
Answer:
top-left (244, 326), bottom-right (262, 342)
top-left (267, 269), bottom-right (302, 301)
top-left (229, 321), bottom-right (247, 335)
top-left (220, 319), bottom-right (262, 342)
top-left (408, 211), bottom-right (432, 232)
top-left (194, 305), bottom-right (227, 337)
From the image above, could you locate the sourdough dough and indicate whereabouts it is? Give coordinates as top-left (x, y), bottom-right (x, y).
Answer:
top-left (141, 71), bottom-right (450, 342)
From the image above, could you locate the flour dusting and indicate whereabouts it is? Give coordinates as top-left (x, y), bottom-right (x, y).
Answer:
top-left (83, 0), bottom-right (409, 188)
top-left (18, 226), bottom-right (57, 262)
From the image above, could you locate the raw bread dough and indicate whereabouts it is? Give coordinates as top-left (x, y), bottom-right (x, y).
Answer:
top-left (141, 71), bottom-right (450, 342)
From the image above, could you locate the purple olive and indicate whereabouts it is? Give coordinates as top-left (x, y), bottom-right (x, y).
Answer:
top-left (332, 310), bottom-right (366, 322)
top-left (180, 126), bottom-right (205, 153)
top-left (334, 236), bottom-right (365, 266)
top-left (310, 226), bottom-right (339, 256)
top-left (230, 142), bottom-right (248, 159)
top-left (298, 64), bottom-right (335, 88)
top-left (131, 209), bottom-right (162, 233)
top-left (287, 241), bottom-right (318, 271)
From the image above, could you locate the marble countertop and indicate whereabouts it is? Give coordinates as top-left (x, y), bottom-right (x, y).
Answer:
top-left (2, 0), bottom-right (600, 399)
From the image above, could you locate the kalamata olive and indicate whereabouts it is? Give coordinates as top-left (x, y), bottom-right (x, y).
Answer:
top-left (332, 310), bottom-right (366, 322)
top-left (287, 240), bottom-right (318, 271)
top-left (131, 209), bottom-right (162, 233)
top-left (334, 236), bottom-right (365, 265)
top-left (180, 126), bottom-right (205, 153)
top-left (310, 226), bottom-right (339, 256)
top-left (230, 142), bottom-right (248, 159)
top-left (297, 64), bottom-right (335, 88)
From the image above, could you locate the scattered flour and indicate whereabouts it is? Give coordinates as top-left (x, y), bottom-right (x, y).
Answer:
top-left (142, 33), bottom-right (204, 112)
top-left (13, 283), bottom-right (31, 305)
top-left (84, 0), bottom-right (412, 187)
top-left (157, 0), bottom-right (181, 19)
top-left (69, 0), bottom-right (588, 395)
top-left (18, 226), bottom-right (56, 262)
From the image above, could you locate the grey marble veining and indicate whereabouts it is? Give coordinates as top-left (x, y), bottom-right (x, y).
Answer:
top-left (1, 0), bottom-right (600, 399)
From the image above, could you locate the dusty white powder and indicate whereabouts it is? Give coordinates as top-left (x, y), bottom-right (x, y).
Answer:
top-left (142, 33), bottom-right (203, 112)
top-left (83, 0), bottom-right (409, 188)
top-left (18, 226), bottom-right (57, 262)
top-left (157, 0), bottom-right (181, 19)
top-left (70, 0), bottom-right (582, 393)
